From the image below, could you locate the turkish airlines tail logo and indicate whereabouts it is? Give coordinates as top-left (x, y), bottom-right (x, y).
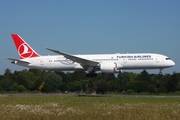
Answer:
top-left (11, 34), bottom-right (39, 59)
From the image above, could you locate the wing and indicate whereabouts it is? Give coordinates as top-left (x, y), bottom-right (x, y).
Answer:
top-left (46, 48), bottom-right (99, 67)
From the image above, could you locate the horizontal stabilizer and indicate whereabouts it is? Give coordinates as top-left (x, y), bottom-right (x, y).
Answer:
top-left (7, 58), bottom-right (30, 64)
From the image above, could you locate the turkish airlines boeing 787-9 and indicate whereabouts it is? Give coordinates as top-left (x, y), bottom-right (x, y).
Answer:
top-left (8, 34), bottom-right (175, 77)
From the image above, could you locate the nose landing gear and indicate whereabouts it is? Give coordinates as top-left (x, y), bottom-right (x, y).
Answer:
top-left (159, 68), bottom-right (163, 74)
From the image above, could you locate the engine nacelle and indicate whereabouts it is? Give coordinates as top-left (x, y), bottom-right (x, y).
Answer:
top-left (100, 62), bottom-right (122, 73)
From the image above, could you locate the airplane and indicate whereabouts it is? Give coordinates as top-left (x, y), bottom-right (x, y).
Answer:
top-left (8, 34), bottom-right (175, 77)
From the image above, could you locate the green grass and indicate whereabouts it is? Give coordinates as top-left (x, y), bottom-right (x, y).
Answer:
top-left (0, 94), bottom-right (179, 120)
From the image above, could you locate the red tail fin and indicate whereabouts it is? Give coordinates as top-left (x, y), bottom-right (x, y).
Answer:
top-left (11, 34), bottom-right (39, 59)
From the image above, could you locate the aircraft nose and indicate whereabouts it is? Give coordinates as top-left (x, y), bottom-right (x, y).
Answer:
top-left (171, 60), bottom-right (175, 66)
top-left (165, 60), bottom-right (175, 68)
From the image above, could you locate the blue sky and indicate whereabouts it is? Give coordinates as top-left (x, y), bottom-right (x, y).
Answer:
top-left (0, 0), bottom-right (180, 75)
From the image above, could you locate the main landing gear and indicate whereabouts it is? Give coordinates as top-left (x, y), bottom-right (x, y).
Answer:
top-left (86, 73), bottom-right (97, 78)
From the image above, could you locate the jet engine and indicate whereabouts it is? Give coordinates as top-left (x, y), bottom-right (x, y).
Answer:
top-left (100, 62), bottom-right (122, 73)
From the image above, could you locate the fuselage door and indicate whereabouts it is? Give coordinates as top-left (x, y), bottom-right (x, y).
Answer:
top-left (123, 58), bottom-right (127, 64)
top-left (156, 57), bottom-right (160, 64)
top-left (40, 59), bottom-right (44, 65)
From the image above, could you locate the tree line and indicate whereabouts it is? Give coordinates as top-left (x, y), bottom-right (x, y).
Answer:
top-left (0, 68), bottom-right (180, 94)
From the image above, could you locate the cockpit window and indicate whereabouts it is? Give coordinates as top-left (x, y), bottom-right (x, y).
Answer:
top-left (166, 58), bottom-right (171, 60)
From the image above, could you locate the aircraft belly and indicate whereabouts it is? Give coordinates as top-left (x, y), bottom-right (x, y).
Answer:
top-left (28, 61), bottom-right (83, 71)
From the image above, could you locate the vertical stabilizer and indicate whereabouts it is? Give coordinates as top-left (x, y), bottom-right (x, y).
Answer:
top-left (11, 34), bottom-right (39, 59)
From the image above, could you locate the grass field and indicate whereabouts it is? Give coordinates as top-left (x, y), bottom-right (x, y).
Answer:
top-left (0, 94), bottom-right (179, 120)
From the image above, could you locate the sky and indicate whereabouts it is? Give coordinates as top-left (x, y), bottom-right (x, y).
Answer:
top-left (0, 0), bottom-right (180, 75)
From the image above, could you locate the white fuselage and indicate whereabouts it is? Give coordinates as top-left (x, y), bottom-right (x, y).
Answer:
top-left (14, 53), bottom-right (175, 72)
top-left (9, 34), bottom-right (175, 74)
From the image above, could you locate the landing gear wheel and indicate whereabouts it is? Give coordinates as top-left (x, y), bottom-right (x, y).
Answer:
top-left (159, 69), bottom-right (163, 74)
top-left (86, 73), bottom-right (97, 78)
